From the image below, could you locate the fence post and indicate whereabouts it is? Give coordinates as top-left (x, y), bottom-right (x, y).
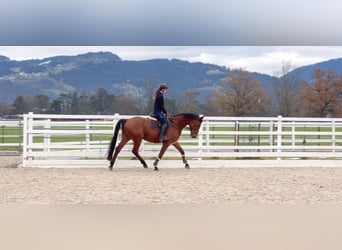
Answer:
top-left (44, 119), bottom-right (51, 153)
top-left (22, 114), bottom-right (27, 167)
top-left (277, 115), bottom-right (282, 160)
top-left (22, 112), bottom-right (34, 167)
top-left (257, 122), bottom-right (261, 152)
top-left (235, 121), bottom-right (239, 152)
top-left (291, 121), bottom-right (295, 150)
top-left (198, 116), bottom-right (204, 160)
top-left (269, 120), bottom-right (273, 152)
top-left (1, 125), bottom-right (3, 143)
top-left (206, 119), bottom-right (210, 152)
top-left (85, 119), bottom-right (90, 153)
top-left (19, 119), bottom-right (23, 154)
top-left (332, 120), bottom-right (336, 155)
top-left (28, 112), bottom-right (33, 159)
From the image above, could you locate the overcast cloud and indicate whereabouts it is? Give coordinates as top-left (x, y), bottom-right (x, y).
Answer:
top-left (1, 46), bottom-right (342, 76)
top-left (1, 0), bottom-right (342, 45)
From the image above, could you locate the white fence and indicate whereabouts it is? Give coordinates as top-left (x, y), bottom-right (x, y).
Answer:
top-left (0, 119), bottom-right (23, 155)
top-left (21, 113), bottom-right (342, 168)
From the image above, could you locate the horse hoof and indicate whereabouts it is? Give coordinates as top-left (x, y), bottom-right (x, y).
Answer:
top-left (154, 166), bottom-right (159, 171)
top-left (143, 164), bottom-right (148, 169)
top-left (185, 164), bottom-right (190, 169)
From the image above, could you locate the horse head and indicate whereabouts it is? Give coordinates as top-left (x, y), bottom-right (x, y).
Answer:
top-left (171, 113), bottom-right (204, 138)
top-left (188, 115), bottom-right (204, 138)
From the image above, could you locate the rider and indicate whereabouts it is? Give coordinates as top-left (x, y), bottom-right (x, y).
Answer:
top-left (153, 83), bottom-right (169, 142)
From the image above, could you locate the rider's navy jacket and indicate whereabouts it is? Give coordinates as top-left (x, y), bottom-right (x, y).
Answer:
top-left (153, 91), bottom-right (167, 115)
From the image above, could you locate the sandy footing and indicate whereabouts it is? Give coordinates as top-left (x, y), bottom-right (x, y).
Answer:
top-left (2, 155), bottom-right (342, 249)
top-left (0, 155), bottom-right (21, 168)
top-left (1, 160), bottom-right (342, 204)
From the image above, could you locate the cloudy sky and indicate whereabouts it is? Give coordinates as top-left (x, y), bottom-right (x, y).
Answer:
top-left (1, 0), bottom-right (342, 46)
top-left (1, 1), bottom-right (342, 76)
top-left (1, 46), bottom-right (342, 76)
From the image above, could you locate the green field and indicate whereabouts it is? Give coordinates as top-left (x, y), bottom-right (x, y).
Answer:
top-left (203, 124), bottom-right (342, 146)
top-left (0, 124), bottom-right (23, 152)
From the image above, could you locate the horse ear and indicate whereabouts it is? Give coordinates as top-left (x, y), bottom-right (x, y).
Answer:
top-left (199, 115), bottom-right (204, 121)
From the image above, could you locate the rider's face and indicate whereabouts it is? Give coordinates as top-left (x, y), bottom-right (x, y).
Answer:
top-left (161, 88), bottom-right (168, 94)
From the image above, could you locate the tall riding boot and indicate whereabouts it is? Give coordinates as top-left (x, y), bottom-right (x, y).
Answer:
top-left (159, 124), bottom-right (168, 142)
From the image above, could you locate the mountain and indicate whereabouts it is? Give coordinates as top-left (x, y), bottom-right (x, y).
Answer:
top-left (284, 57), bottom-right (342, 82)
top-left (1, 51), bottom-right (342, 104)
top-left (0, 52), bottom-right (235, 103)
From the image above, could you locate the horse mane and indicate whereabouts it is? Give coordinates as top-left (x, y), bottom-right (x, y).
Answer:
top-left (176, 113), bottom-right (199, 120)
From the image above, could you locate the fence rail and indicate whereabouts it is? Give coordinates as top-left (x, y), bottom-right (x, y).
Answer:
top-left (17, 112), bottom-right (342, 168)
top-left (0, 119), bottom-right (23, 155)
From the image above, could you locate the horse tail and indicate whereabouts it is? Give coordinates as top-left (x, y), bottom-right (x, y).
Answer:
top-left (107, 119), bottom-right (126, 161)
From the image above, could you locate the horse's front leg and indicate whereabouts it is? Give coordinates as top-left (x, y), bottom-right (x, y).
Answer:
top-left (153, 143), bottom-right (171, 171)
top-left (172, 142), bottom-right (190, 169)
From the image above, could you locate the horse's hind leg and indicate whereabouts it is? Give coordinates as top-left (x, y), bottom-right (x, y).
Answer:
top-left (173, 142), bottom-right (190, 169)
top-left (109, 138), bottom-right (129, 170)
top-left (132, 139), bottom-right (148, 168)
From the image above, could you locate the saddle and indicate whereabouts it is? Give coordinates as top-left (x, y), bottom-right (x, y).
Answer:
top-left (148, 115), bottom-right (160, 130)
top-left (148, 113), bottom-right (173, 130)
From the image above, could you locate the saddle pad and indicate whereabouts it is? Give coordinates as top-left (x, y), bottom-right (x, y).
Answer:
top-left (148, 118), bottom-right (160, 130)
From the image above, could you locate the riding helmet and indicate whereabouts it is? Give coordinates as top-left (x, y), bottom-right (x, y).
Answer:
top-left (159, 83), bottom-right (168, 90)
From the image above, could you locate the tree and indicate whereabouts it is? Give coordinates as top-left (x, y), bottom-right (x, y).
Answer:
top-left (165, 96), bottom-right (178, 115)
top-left (49, 99), bottom-right (62, 114)
top-left (11, 95), bottom-right (33, 114)
top-left (177, 90), bottom-right (201, 114)
top-left (77, 93), bottom-right (95, 114)
top-left (212, 69), bottom-right (269, 116)
top-left (140, 82), bottom-right (157, 115)
top-left (0, 101), bottom-right (11, 117)
top-left (93, 88), bottom-right (112, 114)
top-left (69, 92), bottom-right (80, 114)
top-left (112, 94), bottom-right (141, 115)
top-left (299, 69), bottom-right (342, 117)
top-left (33, 94), bottom-right (50, 113)
top-left (56, 92), bottom-right (80, 114)
top-left (273, 61), bottom-right (302, 116)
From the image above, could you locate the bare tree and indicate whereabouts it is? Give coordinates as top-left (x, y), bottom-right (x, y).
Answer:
top-left (299, 69), bottom-right (342, 117)
top-left (273, 61), bottom-right (302, 116)
top-left (177, 90), bottom-right (201, 114)
top-left (140, 81), bottom-right (157, 115)
top-left (33, 94), bottom-right (50, 113)
top-left (112, 94), bottom-right (141, 115)
top-left (212, 69), bottom-right (268, 116)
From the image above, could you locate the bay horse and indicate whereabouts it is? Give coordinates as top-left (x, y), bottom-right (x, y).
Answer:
top-left (107, 113), bottom-right (204, 171)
